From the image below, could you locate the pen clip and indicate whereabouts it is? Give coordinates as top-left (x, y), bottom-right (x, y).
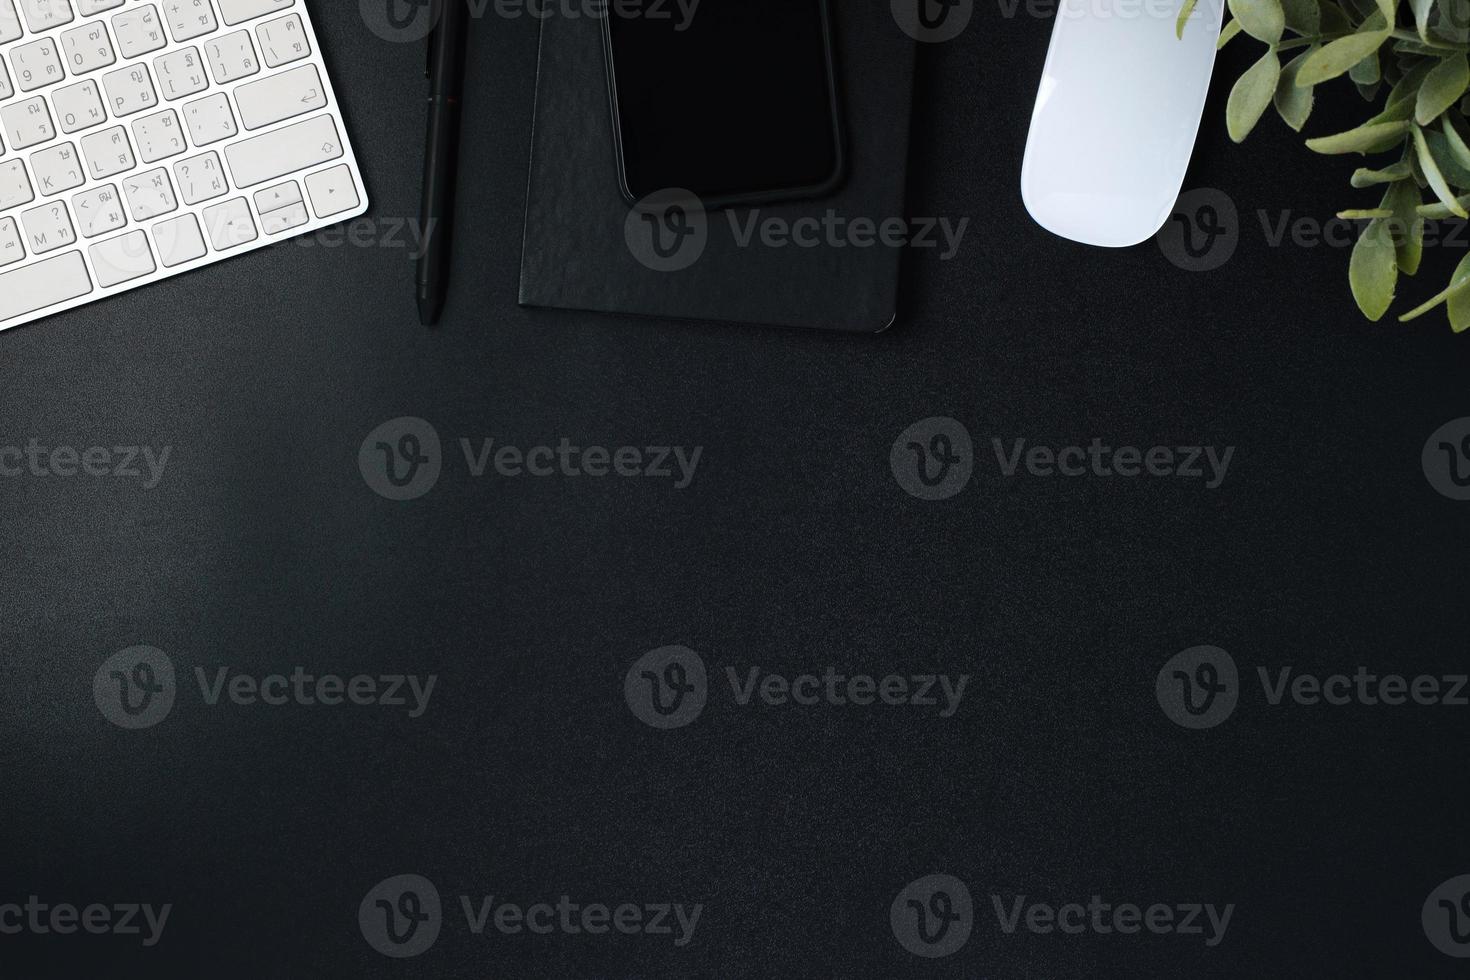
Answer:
top-left (425, 0), bottom-right (440, 79)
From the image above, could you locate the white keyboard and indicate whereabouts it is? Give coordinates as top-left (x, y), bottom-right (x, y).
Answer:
top-left (0, 0), bottom-right (367, 331)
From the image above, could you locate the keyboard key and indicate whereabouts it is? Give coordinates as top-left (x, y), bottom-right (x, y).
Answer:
top-left (251, 178), bottom-right (297, 212)
top-left (182, 90), bottom-right (233, 144)
top-left (112, 5), bottom-right (167, 58)
top-left (0, 158), bottom-right (35, 208)
top-left (89, 227), bottom-right (153, 285)
top-left (0, 60), bottom-right (12, 100)
top-left (0, 0), bottom-right (21, 43)
top-left (0, 216), bottom-right (24, 266)
top-left (173, 149), bottom-right (226, 203)
top-left (154, 44), bottom-right (206, 100)
top-left (102, 63), bottom-right (158, 115)
top-left (53, 79), bottom-right (107, 133)
top-left (0, 250), bottom-right (91, 323)
top-left (223, 112), bottom-right (338, 188)
top-left (215, 0), bottom-right (289, 26)
top-left (18, 0), bottom-right (73, 33)
top-left (256, 12), bottom-right (305, 68)
top-left (234, 62), bottom-right (320, 130)
top-left (12, 36), bottom-right (66, 91)
top-left (152, 210), bottom-right (204, 265)
top-left (72, 181), bottom-right (125, 236)
top-left (201, 195), bottom-right (253, 249)
top-left (260, 200), bottom-right (304, 234)
top-left (121, 165), bottom-right (174, 219)
top-left (1, 96), bottom-right (57, 149)
top-left (31, 140), bottom-right (83, 194)
top-left (164, 0), bottom-right (215, 42)
top-left (304, 163), bottom-right (356, 219)
top-left (20, 199), bottom-right (75, 253)
top-left (80, 124), bottom-right (134, 177)
top-left (204, 28), bottom-right (254, 83)
top-left (132, 106), bottom-right (185, 161)
top-left (76, 0), bottom-right (124, 14)
top-left (60, 20), bottom-right (115, 72)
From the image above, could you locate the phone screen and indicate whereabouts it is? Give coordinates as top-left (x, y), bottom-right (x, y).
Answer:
top-left (604, 0), bottom-right (843, 206)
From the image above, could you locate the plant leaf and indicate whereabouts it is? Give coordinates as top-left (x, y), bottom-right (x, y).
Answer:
top-left (1229, 48), bottom-right (1283, 141)
top-left (1383, 178), bottom-right (1425, 274)
top-left (1351, 161), bottom-right (1413, 185)
top-left (1416, 54), bottom-right (1470, 125)
top-left (1177, 0), bottom-right (1199, 38)
top-left (1443, 114), bottom-right (1470, 168)
top-left (1413, 123), bottom-right (1470, 215)
top-left (1426, 129), bottom-right (1470, 185)
top-left (1351, 49), bottom-right (1381, 86)
top-left (1399, 253), bottom-right (1470, 320)
top-left (1229, 0), bottom-right (1286, 42)
top-left (1281, 0), bottom-right (1321, 33)
top-left (1412, 0), bottom-right (1436, 40)
top-left (1304, 119), bottom-right (1410, 153)
top-left (1297, 18), bottom-right (1391, 87)
top-left (1218, 19), bottom-right (1244, 46)
top-left (1349, 217), bottom-right (1398, 320)
top-left (1276, 47), bottom-right (1318, 130)
top-left (1447, 255), bottom-right (1470, 329)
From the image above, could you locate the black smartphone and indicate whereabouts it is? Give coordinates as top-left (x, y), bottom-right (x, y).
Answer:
top-left (601, 0), bottom-right (845, 209)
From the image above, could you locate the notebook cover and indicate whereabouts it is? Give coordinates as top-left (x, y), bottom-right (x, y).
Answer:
top-left (518, 1), bottom-right (916, 333)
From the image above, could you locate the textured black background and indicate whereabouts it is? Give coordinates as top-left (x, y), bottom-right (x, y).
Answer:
top-left (2, 0), bottom-right (1470, 977)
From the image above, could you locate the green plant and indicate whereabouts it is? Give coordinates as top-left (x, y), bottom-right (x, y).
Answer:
top-left (1195, 0), bottom-right (1470, 329)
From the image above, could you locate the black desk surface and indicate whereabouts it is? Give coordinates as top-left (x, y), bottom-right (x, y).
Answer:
top-left (3, 3), bottom-right (1469, 978)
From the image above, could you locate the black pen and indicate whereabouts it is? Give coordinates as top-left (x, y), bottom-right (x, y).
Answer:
top-left (417, 0), bottom-right (470, 326)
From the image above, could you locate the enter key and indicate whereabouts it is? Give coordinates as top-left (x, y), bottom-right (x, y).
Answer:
top-left (234, 64), bottom-right (326, 131)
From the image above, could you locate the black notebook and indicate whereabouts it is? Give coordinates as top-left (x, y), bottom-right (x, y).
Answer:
top-left (518, 2), bottom-right (917, 333)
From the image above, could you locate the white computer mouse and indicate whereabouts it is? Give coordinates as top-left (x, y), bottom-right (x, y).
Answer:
top-left (1021, 0), bottom-right (1225, 247)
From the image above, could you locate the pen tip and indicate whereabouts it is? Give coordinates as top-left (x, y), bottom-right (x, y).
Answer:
top-left (417, 289), bottom-right (442, 327)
